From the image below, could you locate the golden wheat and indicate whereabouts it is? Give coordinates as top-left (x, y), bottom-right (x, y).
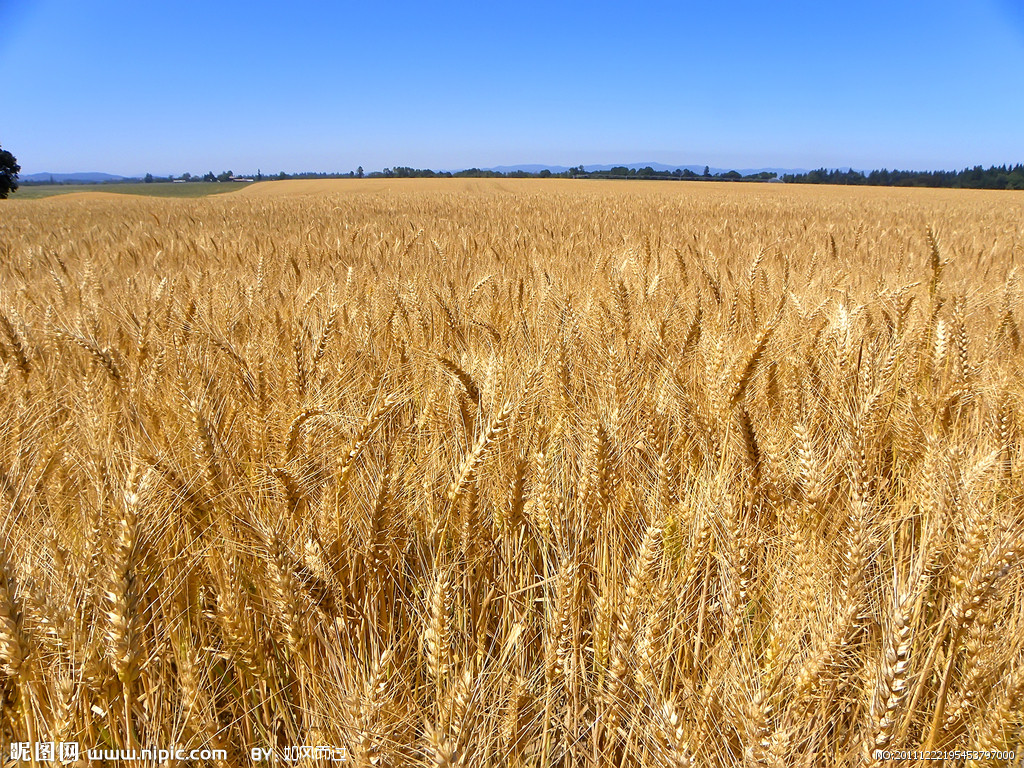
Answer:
top-left (0, 179), bottom-right (1022, 765)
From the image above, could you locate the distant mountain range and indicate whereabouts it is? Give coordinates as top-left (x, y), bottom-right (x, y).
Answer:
top-left (480, 163), bottom-right (811, 176)
top-left (22, 165), bottom-right (816, 183)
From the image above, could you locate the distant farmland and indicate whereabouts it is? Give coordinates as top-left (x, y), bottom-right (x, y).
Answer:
top-left (12, 180), bottom-right (251, 199)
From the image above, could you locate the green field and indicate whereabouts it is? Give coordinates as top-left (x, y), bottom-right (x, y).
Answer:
top-left (11, 181), bottom-right (251, 199)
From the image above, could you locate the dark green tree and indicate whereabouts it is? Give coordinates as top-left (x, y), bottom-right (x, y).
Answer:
top-left (0, 144), bottom-right (21, 198)
top-left (356, 166), bottom-right (364, 178)
top-left (144, 173), bottom-right (154, 183)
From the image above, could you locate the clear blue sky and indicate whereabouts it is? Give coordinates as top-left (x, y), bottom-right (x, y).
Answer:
top-left (2, 0), bottom-right (1023, 176)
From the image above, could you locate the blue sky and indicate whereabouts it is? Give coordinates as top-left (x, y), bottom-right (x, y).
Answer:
top-left (2, 1), bottom-right (1023, 175)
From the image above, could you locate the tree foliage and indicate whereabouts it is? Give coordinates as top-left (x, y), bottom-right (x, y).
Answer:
top-left (783, 164), bottom-right (1024, 190)
top-left (0, 143), bottom-right (20, 198)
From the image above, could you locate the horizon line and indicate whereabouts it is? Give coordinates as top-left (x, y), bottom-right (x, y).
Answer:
top-left (19, 159), bottom-right (1024, 179)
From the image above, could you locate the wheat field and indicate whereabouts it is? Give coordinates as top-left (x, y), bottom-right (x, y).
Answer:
top-left (1, 179), bottom-right (1023, 766)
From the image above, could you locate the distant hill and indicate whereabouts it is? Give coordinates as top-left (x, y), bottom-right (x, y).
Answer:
top-left (483, 164), bottom-right (573, 174)
top-left (21, 172), bottom-right (128, 183)
top-left (20, 165), bottom-right (818, 183)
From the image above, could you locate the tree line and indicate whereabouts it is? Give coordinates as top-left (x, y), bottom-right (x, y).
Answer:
top-left (324, 164), bottom-right (1024, 188)
top-left (782, 164), bottom-right (1024, 190)
top-left (366, 165), bottom-right (780, 181)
